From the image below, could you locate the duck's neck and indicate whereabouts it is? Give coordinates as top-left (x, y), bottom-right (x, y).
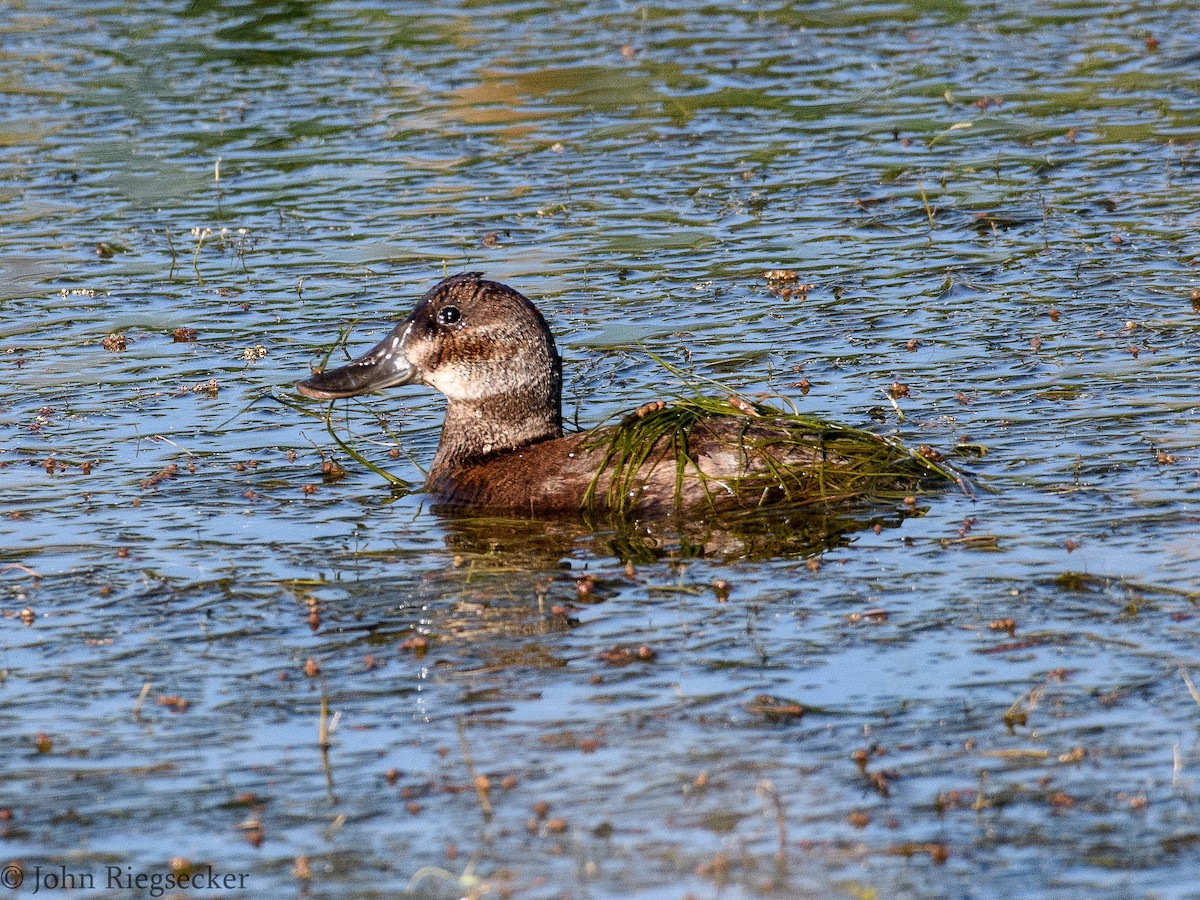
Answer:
top-left (430, 394), bottom-right (563, 480)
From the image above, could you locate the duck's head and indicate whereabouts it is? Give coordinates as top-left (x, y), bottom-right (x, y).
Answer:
top-left (297, 273), bottom-right (563, 461)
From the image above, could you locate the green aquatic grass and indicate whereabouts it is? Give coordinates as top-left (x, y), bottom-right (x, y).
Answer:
top-left (275, 388), bottom-right (415, 490)
top-left (580, 393), bottom-right (965, 518)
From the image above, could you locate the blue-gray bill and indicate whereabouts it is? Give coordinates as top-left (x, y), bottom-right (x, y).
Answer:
top-left (296, 321), bottom-right (417, 400)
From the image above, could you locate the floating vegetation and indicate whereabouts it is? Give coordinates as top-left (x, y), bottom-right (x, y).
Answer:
top-left (101, 332), bottom-right (127, 352)
top-left (579, 394), bottom-right (965, 519)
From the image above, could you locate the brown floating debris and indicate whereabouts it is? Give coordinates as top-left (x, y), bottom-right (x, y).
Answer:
top-left (695, 852), bottom-right (730, 880)
top-left (746, 694), bottom-right (805, 721)
top-left (1048, 791), bottom-right (1074, 809)
top-left (1128, 793), bottom-right (1148, 809)
top-left (158, 695), bottom-right (190, 713)
top-left (888, 842), bottom-right (949, 864)
top-left (101, 333), bottom-right (127, 352)
top-left (400, 636), bottom-right (429, 658)
top-left (763, 269), bottom-right (813, 300)
top-left (867, 769), bottom-right (895, 797)
top-left (185, 379), bottom-right (219, 396)
top-left (934, 789), bottom-right (977, 813)
top-left (762, 269), bottom-right (797, 287)
top-left (474, 774), bottom-right (492, 810)
top-left (989, 619), bottom-right (1017, 636)
top-left (847, 609), bottom-right (889, 624)
top-left (140, 464), bottom-right (178, 490)
top-left (597, 644), bottom-right (656, 665)
top-left (239, 818), bottom-right (264, 847)
top-left (575, 574), bottom-right (595, 600)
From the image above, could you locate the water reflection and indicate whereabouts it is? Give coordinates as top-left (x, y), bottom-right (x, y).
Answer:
top-left (437, 501), bottom-right (925, 563)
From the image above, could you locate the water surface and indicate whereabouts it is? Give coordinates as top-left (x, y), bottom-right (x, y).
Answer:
top-left (2, 1), bottom-right (1200, 897)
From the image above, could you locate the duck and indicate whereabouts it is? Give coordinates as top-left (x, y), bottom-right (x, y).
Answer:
top-left (296, 272), bottom-right (957, 518)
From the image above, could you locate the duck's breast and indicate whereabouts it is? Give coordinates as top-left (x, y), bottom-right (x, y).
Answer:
top-left (427, 432), bottom-right (606, 514)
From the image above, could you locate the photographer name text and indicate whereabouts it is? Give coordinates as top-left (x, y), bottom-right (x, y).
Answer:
top-left (2, 864), bottom-right (249, 896)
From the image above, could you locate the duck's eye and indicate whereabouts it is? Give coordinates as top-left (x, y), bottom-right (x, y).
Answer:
top-left (437, 306), bottom-right (461, 327)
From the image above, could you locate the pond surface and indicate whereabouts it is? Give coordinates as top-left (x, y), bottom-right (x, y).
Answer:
top-left (2, 0), bottom-right (1200, 897)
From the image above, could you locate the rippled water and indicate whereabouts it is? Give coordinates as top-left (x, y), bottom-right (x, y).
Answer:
top-left (3, 1), bottom-right (1200, 897)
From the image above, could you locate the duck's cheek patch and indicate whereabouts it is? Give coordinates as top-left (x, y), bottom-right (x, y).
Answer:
top-left (427, 364), bottom-right (489, 401)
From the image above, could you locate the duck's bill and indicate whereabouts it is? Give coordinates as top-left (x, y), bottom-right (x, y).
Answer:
top-left (296, 324), bottom-right (417, 400)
